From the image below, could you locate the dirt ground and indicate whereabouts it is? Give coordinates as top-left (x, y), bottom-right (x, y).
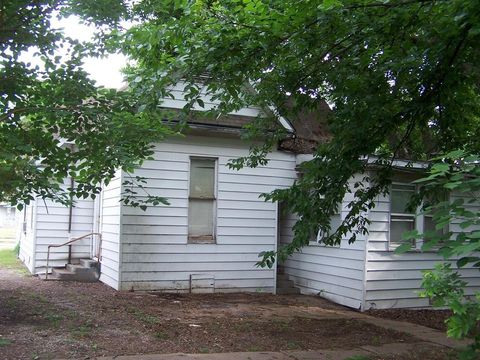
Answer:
top-left (366, 308), bottom-right (451, 332)
top-left (0, 261), bottom-right (455, 360)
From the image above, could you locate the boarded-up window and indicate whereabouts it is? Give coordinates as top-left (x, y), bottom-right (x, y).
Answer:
top-left (188, 158), bottom-right (216, 243)
top-left (390, 183), bottom-right (416, 247)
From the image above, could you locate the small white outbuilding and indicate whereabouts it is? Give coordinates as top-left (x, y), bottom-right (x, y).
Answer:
top-left (17, 86), bottom-right (480, 309)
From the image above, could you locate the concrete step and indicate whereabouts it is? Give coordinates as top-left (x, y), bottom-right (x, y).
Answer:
top-left (51, 268), bottom-right (77, 281)
top-left (80, 259), bottom-right (99, 269)
top-left (51, 259), bottom-right (99, 282)
top-left (276, 279), bottom-right (295, 288)
top-left (276, 287), bottom-right (301, 295)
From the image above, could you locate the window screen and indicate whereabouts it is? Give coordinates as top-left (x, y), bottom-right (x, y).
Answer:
top-left (188, 158), bottom-right (216, 243)
top-left (390, 183), bottom-right (416, 246)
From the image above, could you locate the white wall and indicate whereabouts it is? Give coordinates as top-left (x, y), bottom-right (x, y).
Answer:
top-left (17, 177), bottom-right (95, 274)
top-left (33, 192), bottom-right (95, 274)
top-left (118, 135), bottom-right (296, 292)
top-left (99, 171), bottom-right (123, 290)
top-left (365, 190), bottom-right (480, 309)
top-left (280, 172), bottom-right (368, 310)
top-left (18, 203), bottom-right (36, 273)
top-left (160, 82), bottom-right (264, 118)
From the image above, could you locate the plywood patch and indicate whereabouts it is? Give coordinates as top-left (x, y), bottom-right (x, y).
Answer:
top-left (190, 273), bottom-right (215, 293)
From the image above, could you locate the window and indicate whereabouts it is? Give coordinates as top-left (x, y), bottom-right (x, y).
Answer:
top-left (389, 181), bottom-right (449, 250)
top-left (188, 158), bottom-right (217, 243)
top-left (390, 183), bottom-right (416, 247)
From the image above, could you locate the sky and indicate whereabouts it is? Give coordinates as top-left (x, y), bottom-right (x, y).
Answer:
top-left (52, 15), bottom-right (128, 89)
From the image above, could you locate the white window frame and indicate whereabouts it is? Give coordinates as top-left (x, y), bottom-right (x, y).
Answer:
top-left (388, 181), bottom-right (449, 251)
top-left (187, 156), bottom-right (218, 244)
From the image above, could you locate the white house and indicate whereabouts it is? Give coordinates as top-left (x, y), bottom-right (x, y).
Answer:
top-left (0, 203), bottom-right (15, 227)
top-left (17, 86), bottom-right (480, 309)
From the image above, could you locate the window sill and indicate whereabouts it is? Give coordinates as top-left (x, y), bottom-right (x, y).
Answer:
top-left (188, 236), bottom-right (216, 244)
top-left (387, 246), bottom-right (442, 254)
top-left (308, 241), bottom-right (340, 248)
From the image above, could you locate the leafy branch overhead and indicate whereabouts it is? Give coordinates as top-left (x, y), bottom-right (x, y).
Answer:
top-left (120, 0), bottom-right (480, 264)
top-left (0, 0), bottom-right (174, 208)
top-left (2, 0), bottom-right (480, 256)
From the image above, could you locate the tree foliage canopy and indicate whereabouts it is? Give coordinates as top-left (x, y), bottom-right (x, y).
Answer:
top-left (1, 0), bottom-right (173, 207)
top-left (3, 1), bottom-right (480, 354)
top-left (2, 0), bottom-right (480, 262)
top-left (122, 0), bottom-right (480, 263)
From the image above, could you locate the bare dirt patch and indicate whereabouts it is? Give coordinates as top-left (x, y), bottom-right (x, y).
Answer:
top-left (0, 264), bottom-right (450, 360)
top-left (366, 309), bottom-right (451, 332)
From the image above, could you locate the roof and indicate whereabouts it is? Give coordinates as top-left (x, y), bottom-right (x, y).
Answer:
top-left (159, 97), bottom-right (332, 153)
top-left (278, 100), bottom-right (332, 154)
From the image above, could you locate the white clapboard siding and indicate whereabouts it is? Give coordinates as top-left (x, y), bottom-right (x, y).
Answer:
top-left (365, 190), bottom-right (480, 309)
top-left (159, 82), bottom-right (263, 118)
top-left (99, 170), bottom-right (122, 290)
top-left (18, 204), bottom-right (36, 273)
top-left (280, 172), bottom-right (368, 310)
top-left (118, 135), bottom-right (296, 292)
top-left (21, 177), bottom-right (95, 274)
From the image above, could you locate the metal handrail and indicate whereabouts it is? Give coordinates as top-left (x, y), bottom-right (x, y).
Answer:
top-left (45, 232), bottom-right (102, 280)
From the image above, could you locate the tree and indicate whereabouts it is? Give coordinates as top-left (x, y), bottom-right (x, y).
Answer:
top-left (400, 151), bottom-right (480, 359)
top-left (121, 0), bottom-right (480, 264)
top-left (3, 0), bottom-right (480, 354)
top-left (0, 0), bottom-right (173, 208)
top-left (121, 4), bottom-right (480, 355)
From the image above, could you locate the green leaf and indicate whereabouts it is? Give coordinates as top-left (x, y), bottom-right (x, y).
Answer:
top-left (394, 243), bottom-right (413, 254)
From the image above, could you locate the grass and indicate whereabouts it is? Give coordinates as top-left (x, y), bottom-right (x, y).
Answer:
top-left (70, 322), bottom-right (94, 339)
top-left (129, 308), bottom-right (160, 325)
top-left (154, 331), bottom-right (169, 340)
top-left (0, 338), bottom-right (12, 347)
top-left (45, 314), bottom-right (64, 328)
top-left (286, 340), bottom-right (300, 350)
top-left (0, 248), bottom-right (18, 267)
top-left (0, 248), bottom-right (28, 274)
top-left (345, 356), bottom-right (373, 360)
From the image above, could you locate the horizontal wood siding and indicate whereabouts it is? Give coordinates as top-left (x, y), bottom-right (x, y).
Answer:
top-left (99, 172), bottom-right (122, 290)
top-left (119, 136), bottom-right (296, 292)
top-left (281, 173), bottom-right (367, 310)
top-left (31, 178), bottom-right (94, 274)
top-left (160, 82), bottom-right (263, 118)
top-left (18, 204), bottom-right (35, 273)
top-left (365, 190), bottom-right (480, 309)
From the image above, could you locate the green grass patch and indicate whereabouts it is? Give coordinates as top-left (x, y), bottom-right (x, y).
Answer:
top-left (286, 340), bottom-right (300, 350)
top-left (129, 308), bottom-right (159, 325)
top-left (0, 248), bottom-right (29, 274)
top-left (0, 338), bottom-right (12, 346)
top-left (70, 322), bottom-right (94, 339)
top-left (45, 314), bottom-right (64, 328)
top-left (154, 331), bottom-right (169, 340)
top-left (0, 248), bottom-right (18, 267)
